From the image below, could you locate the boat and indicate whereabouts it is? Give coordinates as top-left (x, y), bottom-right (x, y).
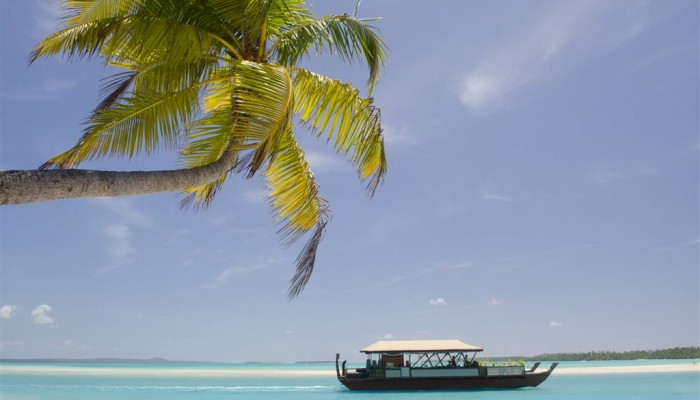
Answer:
top-left (336, 339), bottom-right (558, 390)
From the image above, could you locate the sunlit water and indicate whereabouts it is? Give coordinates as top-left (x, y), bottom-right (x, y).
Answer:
top-left (1, 360), bottom-right (698, 399)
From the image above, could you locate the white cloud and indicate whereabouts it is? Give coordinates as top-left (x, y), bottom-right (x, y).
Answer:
top-left (0, 305), bottom-right (18, 320)
top-left (0, 340), bottom-right (25, 349)
top-left (458, 1), bottom-right (650, 113)
top-left (32, 0), bottom-right (63, 39)
top-left (43, 78), bottom-right (75, 92)
top-left (382, 333), bottom-right (394, 339)
top-left (104, 223), bottom-right (134, 268)
top-left (208, 260), bottom-right (281, 288)
top-left (429, 298), bottom-right (448, 306)
top-left (371, 261), bottom-right (472, 289)
top-left (480, 191), bottom-right (515, 203)
top-left (305, 151), bottom-right (345, 171)
top-left (243, 189), bottom-right (268, 203)
top-left (661, 238), bottom-right (700, 252)
top-left (381, 124), bottom-right (417, 146)
top-left (32, 304), bottom-right (55, 325)
top-left (0, 80), bottom-right (76, 102)
top-left (488, 298), bottom-right (505, 306)
top-left (459, 75), bottom-right (506, 111)
top-left (501, 244), bottom-right (597, 262)
top-left (94, 198), bottom-right (152, 226)
top-left (550, 320), bottom-right (564, 328)
top-left (589, 170), bottom-right (626, 185)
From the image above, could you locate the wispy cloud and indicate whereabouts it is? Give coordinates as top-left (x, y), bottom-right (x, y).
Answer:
top-left (0, 78), bottom-right (78, 101)
top-left (103, 223), bottom-right (135, 269)
top-left (589, 170), bottom-right (627, 185)
top-left (501, 244), bottom-right (597, 262)
top-left (305, 151), bottom-right (345, 171)
top-left (43, 78), bottom-right (75, 92)
top-left (382, 124), bottom-right (418, 146)
top-left (382, 333), bottom-right (394, 339)
top-left (243, 189), bottom-right (267, 204)
top-left (429, 298), bottom-right (449, 306)
top-left (373, 261), bottom-right (471, 288)
top-left (0, 305), bottom-right (18, 320)
top-left (488, 298), bottom-right (505, 306)
top-left (208, 259), bottom-right (282, 289)
top-left (31, 304), bottom-right (55, 325)
top-left (459, 1), bottom-right (650, 113)
top-left (94, 198), bottom-right (152, 226)
top-left (660, 238), bottom-right (700, 252)
top-left (417, 261), bottom-right (472, 276)
top-left (31, 0), bottom-right (63, 39)
top-left (550, 320), bottom-right (564, 328)
top-left (480, 191), bottom-right (515, 203)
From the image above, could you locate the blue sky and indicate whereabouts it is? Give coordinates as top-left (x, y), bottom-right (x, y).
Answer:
top-left (1, 0), bottom-right (698, 363)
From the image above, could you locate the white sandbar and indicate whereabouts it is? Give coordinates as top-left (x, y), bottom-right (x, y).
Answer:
top-left (2, 363), bottom-right (698, 378)
top-left (550, 363), bottom-right (700, 375)
top-left (0, 365), bottom-right (337, 377)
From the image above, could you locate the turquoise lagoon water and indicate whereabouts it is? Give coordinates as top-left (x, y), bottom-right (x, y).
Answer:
top-left (1, 360), bottom-right (698, 399)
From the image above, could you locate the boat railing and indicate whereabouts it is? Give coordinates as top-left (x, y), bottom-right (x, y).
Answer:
top-left (527, 362), bottom-right (541, 372)
top-left (336, 353), bottom-right (556, 380)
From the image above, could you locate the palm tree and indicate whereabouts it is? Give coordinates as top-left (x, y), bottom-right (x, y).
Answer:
top-left (0, 0), bottom-right (387, 298)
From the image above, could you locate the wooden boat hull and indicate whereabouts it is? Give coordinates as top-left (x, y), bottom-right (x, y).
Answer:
top-left (339, 370), bottom-right (554, 390)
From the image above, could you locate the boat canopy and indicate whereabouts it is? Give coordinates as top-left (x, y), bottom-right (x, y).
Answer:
top-left (361, 340), bottom-right (483, 354)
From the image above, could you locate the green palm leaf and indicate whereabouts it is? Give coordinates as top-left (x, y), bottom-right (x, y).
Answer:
top-left (31, 0), bottom-right (389, 297)
top-left (273, 14), bottom-right (387, 91)
top-left (62, 0), bottom-right (138, 26)
top-left (180, 60), bottom-right (295, 207)
top-left (263, 128), bottom-right (329, 298)
top-left (42, 86), bottom-right (200, 169)
top-left (227, 61), bottom-right (295, 176)
top-left (293, 68), bottom-right (386, 194)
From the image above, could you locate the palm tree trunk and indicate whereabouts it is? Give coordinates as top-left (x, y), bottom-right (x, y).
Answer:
top-left (0, 152), bottom-right (237, 205)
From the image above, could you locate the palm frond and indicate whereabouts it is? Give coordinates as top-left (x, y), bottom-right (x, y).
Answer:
top-left (94, 70), bottom-right (137, 114)
top-left (32, 0), bottom-right (388, 299)
top-left (34, 4), bottom-right (226, 65)
top-left (62, 0), bottom-right (138, 26)
top-left (273, 14), bottom-right (387, 92)
top-left (265, 128), bottom-right (327, 242)
top-left (287, 218), bottom-right (328, 299)
top-left (129, 58), bottom-right (219, 94)
top-left (41, 86), bottom-right (200, 169)
top-left (102, 16), bottom-right (220, 65)
top-left (262, 128), bottom-right (329, 298)
top-left (181, 106), bottom-right (237, 169)
top-left (293, 68), bottom-right (386, 195)
top-left (208, 0), bottom-right (309, 40)
top-left (180, 171), bottom-right (230, 211)
top-left (228, 61), bottom-right (295, 176)
top-left (30, 16), bottom-right (124, 63)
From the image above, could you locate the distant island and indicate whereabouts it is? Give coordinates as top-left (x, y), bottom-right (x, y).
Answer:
top-left (295, 361), bottom-right (335, 364)
top-left (485, 347), bottom-right (700, 362)
top-left (0, 357), bottom-right (218, 365)
top-left (2, 347), bottom-right (698, 364)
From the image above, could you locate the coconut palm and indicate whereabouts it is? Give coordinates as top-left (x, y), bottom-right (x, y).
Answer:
top-left (0, 0), bottom-right (387, 298)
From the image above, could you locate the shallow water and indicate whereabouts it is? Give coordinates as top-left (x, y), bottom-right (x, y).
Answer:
top-left (1, 360), bottom-right (698, 399)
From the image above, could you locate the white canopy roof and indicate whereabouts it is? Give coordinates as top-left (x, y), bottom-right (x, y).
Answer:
top-left (360, 340), bottom-right (483, 354)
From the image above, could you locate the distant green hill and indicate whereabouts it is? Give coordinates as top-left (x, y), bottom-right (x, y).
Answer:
top-left (484, 346), bottom-right (700, 361)
top-left (0, 357), bottom-right (217, 364)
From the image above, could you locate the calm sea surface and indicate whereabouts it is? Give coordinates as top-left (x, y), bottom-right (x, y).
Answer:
top-left (1, 360), bottom-right (698, 399)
